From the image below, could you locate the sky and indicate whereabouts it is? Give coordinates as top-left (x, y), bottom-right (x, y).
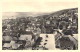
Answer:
top-left (2, 2), bottom-right (78, 12)
top-left (2, 1), bottom-right (78, 19)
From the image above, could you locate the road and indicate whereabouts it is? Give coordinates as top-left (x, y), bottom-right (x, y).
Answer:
top-left (39, 34), bottom-right (56, 50)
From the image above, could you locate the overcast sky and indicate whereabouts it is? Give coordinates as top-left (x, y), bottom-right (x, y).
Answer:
top-left (2, 1), bottom-right (78, 19)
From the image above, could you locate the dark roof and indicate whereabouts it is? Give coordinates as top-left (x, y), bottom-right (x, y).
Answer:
top-left (20, 31), bottom-right (33, 35)
top-left (62, 29), bottom-right (72, 35)
top-left (59, 37), bottom-right (74, 46)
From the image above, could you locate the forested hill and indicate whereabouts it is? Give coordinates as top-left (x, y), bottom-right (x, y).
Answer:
top-left (38, 8), bottom-right (78, 18)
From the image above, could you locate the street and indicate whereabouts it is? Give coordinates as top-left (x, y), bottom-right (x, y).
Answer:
top-left (39, 34), bottom-right (56, 50)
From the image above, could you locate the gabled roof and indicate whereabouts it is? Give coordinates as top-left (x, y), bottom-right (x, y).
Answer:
top-left (3, 36), bottom-right (12, 41)
top-left (3, 43), bottom-right (11, 48)
top-left (19, 35), bottom-right (32, 40)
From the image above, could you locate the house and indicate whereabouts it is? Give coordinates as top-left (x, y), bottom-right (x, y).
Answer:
top-left (2, 36), bottom-right (12, 41)
top-left (3, 43), bottom-right (11, 50)
top-left (11, 43), bottom-right (19, 50)
top-left (19, 35), bottom-right (32, 41)
top-left (62, 29), bottom-right (73, 36)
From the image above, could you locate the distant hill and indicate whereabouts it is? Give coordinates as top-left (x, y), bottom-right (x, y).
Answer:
top-left (2, 8), bottom-right (78, 20)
